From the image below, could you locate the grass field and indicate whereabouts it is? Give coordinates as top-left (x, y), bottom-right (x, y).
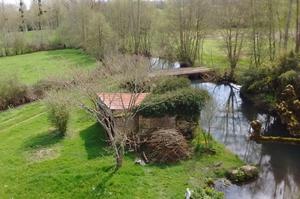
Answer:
top-left (0, 50), bottom-right (243, 198)
top-left (201, 38), bottom-right (250, 74)
top-left (0, 102), bottom-right (242, 199)
top-left (0, 49), bottom-right (96, 85)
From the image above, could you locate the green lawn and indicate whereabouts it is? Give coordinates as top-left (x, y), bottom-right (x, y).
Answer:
top-left (0, 48), bottom-right (243, 198)
top-left (0, 49), bottom-right (96, 85)
top-left (0, 102), bottom-right (243, 199)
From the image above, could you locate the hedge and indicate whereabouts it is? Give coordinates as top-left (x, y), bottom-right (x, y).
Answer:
top-left (139, 87), bottom-right (209, 120)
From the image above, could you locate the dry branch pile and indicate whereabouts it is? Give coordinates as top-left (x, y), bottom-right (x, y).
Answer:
top-left (141, 129), bottom-right (190, 163)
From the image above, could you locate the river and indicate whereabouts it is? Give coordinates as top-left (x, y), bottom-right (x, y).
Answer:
top-left (195, 82), bottom-right (300, 199)
top-left (150, 58), bottom-right (300, 199)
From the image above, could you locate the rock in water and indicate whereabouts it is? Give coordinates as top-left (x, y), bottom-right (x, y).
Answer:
top-left (227, 165), bottom-right (259, 184)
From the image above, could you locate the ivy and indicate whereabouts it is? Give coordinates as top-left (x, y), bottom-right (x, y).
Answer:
top-left (139, 87), bottom-right (209, 120)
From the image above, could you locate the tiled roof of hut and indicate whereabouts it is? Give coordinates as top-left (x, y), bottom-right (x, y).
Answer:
top-left (98, 93), bottom-right (148, 110)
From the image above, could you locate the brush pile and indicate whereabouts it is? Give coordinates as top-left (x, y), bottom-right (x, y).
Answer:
top-left (141, 129), bottom-right (190, 163)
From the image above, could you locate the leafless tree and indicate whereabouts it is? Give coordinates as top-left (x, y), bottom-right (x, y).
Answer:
top-left (70, 55), bottom-right (152, 169)
top-left (218, 0), bottom-right (246, 79)
top-left (169, 0), bottom-right (208, 66)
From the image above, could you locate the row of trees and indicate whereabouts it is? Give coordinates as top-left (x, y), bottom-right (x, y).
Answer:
top-left (1, 0), bottom-right (300, 77)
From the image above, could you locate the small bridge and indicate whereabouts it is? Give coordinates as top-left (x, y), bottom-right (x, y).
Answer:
top-left (149, 67), bottom-right (216, 81)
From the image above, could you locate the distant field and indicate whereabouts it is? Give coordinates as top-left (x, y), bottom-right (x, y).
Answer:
top-left (0, 49), bottom-right (96, 84)
top-left (202, 37), bottom-right (250, 74)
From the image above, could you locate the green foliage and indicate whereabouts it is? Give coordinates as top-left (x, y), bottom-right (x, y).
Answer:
top-left (193, 128), bottom-right (215, 155)
top-left (46, 92), bottom-right (70, 136)
top-left (193, 187), bottom-right (224, 199)
top-left (139, 87), bottom-right (209, 120)
top-left (241, 52), bottom-right (300, 102)
top-left (278, 70), bottom-right (298, 84)
top-left (277, 52), bottom-right (300, 74)
top-left (240, 66), bottom-right (273, 94)
top-left (152, 77), bottom-right (191, 94)
top-left (85, 12), bottom-right (115, 60)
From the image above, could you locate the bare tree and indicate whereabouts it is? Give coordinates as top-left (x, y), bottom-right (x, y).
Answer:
top-left (169, 0), bottom-right (208, 66)
top-left (296, 0), bottom-right (300, 52)
top-left (70, 55), bottom-right (152, 169)
top-left (266, 0), bottom-right (277, 61)
top-left (219, 0), bottom-right (246, 79)
top-left (284, 0), bottom-right (293, 51)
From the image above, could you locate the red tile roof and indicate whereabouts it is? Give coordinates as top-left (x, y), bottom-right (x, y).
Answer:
top-left (98, 93), bottom-right (148, 110)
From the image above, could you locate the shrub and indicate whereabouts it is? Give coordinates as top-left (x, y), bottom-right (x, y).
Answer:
top-left (278, 70), bottom-right (298, 85)
top-left (241, 52), bottom-right (300, 98)
top-left (0, 75), bottom-right (33, 110)
top-left (193, 187), bottom-right (224, 199)
top-left (152, 77), bottom-right (191, 94)
top-left (139, 87), bottom-right (209, 121)
top-left (46, 92), bottom-right (70, 136)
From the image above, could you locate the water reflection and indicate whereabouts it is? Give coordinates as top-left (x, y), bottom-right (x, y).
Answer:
top-left (150, 57), bottom-right (180, 70)
top-left (194, 82), bottom-right (300, 199)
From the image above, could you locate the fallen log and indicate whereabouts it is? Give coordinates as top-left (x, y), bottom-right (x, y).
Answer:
top-left (250, 135), bottom-right (300, 145)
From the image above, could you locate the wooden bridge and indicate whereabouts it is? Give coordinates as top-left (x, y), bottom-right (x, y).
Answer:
top-left (149, 67), bottom-right (216, 81)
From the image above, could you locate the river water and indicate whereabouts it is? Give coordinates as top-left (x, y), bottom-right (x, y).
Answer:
top-left (150, 59), bottom-right (300, 199)
top-left (195, 82), bottom-right (300, 199)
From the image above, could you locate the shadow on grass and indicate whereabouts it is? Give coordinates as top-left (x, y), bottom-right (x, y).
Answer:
top-left (23, 131), bottom-right (64, 150)
top-left (80, 123), bottom-right (110, 159)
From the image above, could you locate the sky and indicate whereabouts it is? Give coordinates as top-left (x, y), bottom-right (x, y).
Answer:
top-left (3, 0), bottom-right (31, 7)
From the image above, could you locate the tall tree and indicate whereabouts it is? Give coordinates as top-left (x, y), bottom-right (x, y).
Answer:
top-left (19, 0), bottom-right (26, 32)
top-left (266, 0), bottom-right (277, 61)
top-left (170, 0), bottom-right (208, 66)
top-left (296, 0), bottom-right (300, 52)
top-left (37, 0), bottom-right (43, 30)
top-left (284, 0), bottom-right (293, 51)
top-left (219, 0), bottom-right (246, 79)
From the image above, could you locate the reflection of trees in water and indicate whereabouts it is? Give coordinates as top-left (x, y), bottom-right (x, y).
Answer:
top-left (236, 144), bottom-right (300, 199)
top-left (260, 144), bottom-right (300, 199)
top-left (198, 83), bottom-right (262, 163)
top-left (197, 82), bottom-right (300, 199)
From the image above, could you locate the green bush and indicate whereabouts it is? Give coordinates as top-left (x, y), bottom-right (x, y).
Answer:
top-left (241, 52), bottom-right (300, 98)
top-left (139, 87), bottom-right (209, 121)
top-left (193, 187), bottom-right (224, 199)
top-left (46, 92), bottom-right (70, 136)
top-left (152, 77), bottom-right (191, 94)
top-left (278, 70), bottom-right (298, 85)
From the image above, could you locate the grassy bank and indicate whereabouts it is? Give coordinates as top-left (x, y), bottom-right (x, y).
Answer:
top-left (0, 102), bottom-right (243, 198)
top-left (0, 49), bottom-right (96, 85)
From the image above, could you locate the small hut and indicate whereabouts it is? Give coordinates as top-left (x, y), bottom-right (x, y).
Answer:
top-left (97, 93), bottom-right (176, 133)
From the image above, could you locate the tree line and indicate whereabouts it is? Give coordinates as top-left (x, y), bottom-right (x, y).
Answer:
top-left (1, 0), bottom-right (300, 78)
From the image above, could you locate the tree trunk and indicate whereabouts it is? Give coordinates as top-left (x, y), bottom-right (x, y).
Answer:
top-left (284, 0), bottom-right (293, 51)
top-left (296, 0), bottom-right (300, 53)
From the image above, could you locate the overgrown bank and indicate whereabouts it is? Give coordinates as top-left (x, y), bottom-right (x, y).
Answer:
top-left (240, 52), bottom-right (300, 137)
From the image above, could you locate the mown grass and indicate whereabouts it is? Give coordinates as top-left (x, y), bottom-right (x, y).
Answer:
top-left (0, 49), bottom-right (96, 85)
top-left (0, 48), bottom-right (243, 198)
top-left (0, 102), bottom-right (243, 199)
